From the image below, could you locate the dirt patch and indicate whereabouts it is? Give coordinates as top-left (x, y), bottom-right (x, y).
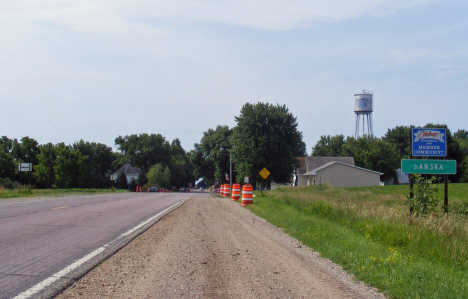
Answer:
top-left (56, 195), bottom-right (385, 298)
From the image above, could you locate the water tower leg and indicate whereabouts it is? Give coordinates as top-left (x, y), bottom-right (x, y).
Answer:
top-left (362, 114), bottom-right (365, 136)
top-left (367, 115), bottom-right (370, 136)
top-left (355, 114), bottom-right (359, 138)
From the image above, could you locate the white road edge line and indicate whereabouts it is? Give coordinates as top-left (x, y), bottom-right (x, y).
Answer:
top-left (13, 197), bottom-right (190, 299)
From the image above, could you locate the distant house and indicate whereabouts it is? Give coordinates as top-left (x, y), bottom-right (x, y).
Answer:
top-left (112, 163), bottom-right (140, 183)
top-left (295, 157), bottom-right (383, 188)
top-left (386, 169), bottom-right (410, 185)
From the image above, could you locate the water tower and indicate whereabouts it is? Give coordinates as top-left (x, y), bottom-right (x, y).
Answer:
top-left (354, 90), bottom-right (373, 138)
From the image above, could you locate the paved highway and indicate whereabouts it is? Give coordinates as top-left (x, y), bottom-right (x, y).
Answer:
top-left (0, 192), bottom-right (192, 299)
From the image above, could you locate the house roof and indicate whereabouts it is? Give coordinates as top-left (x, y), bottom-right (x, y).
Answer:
top-left (301, 161), bottom-right (384, 176)
top-left (113, 163), bottom-right (140, 176)
top-left (296, 157), bottom-right (355, 174)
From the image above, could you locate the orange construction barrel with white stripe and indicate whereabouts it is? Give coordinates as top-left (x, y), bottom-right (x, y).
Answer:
top-left (223, 184), bottom-right (230, 197)
top-left (241, 184), bottom-right (253, 206)
top-left (231, 183), bottom-right (241, 201)
top-left (221, 184), bottom-right (228, 197)
top-left (219, 184), bottom-right (225, 196)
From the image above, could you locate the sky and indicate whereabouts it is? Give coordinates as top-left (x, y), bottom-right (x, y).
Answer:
top-left (1, 1), bottom-right (467, 154)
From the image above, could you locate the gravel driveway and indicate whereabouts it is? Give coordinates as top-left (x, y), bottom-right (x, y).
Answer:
top-left (55, 195), bottom-right (386, 298)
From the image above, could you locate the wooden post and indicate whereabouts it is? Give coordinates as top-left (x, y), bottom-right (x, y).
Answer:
top-left (409, 129), bottom-right (413, 214)
top-left (444, 174), bottom-right (448, 213)
top-left (409, 174), bottom-right (414, 214)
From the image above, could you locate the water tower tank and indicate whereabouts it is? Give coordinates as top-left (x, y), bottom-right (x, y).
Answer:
top-left (354, 91), bottom-right (373, 113)
top-left (354, 90), bottom-right (374, 138)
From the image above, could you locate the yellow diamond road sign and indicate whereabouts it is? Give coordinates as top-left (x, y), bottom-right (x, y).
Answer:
top-left (259, 168), bottom-right (270, 179)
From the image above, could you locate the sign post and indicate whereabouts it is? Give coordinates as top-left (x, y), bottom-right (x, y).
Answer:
top-left (259, 168), bottom-right (270, 194)
top-left (406, 128), bottom-right (453, 213)
top-left (18, 163), bottom-right (33, 188)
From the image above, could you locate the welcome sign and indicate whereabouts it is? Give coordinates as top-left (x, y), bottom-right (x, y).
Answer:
top-left (412, 128), bottom-right (446, 157)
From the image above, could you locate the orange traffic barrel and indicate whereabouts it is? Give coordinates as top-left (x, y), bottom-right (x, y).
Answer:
top-left (219, 184), bottom-right (225, 196)
top-left (221, 184), bottom-right (227, 197)
top-left (231, 183), bottom-right (241, 201)
top-left (223, 184), bottom-right (230, 197)
top-left (241, 184), bottom-right (253, 206)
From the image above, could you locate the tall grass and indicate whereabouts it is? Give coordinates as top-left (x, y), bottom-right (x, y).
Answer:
top-left (0, 185), bottom-right (33, 198)
top-left (246, 183), bottom-right (468, 299)
top-left (0, 187), bottom-right (128, 199)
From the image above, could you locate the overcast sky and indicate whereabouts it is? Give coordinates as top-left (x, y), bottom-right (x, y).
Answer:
top-left (1, 1), bottom-right (467, 154)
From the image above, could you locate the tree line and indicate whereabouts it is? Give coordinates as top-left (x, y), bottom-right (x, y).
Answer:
top-left (0, 134), bottom-right (193, 190)
top-left (311, 124), bottom-right (468, 183)
top-left (1, 102), bottom-right (306, 190)
top-left (2, 103), bottom-right (467, 190)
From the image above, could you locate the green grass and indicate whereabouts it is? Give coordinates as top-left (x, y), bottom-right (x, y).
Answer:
top-left (245, 183), bottom-right (468, 299)
top-left (0, 187), bottom-right (128, 200)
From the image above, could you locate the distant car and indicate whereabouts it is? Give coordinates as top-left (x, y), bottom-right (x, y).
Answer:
top-left (148, 186), bottom-right (158, 192)
top-left (180, 187), bottom-right (186, 192)
top-left (160, 188), bottom-right (167, 193)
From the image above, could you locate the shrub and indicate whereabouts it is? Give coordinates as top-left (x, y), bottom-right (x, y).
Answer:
top-left (0, 177), bottom-right (19, 189)
top-left (406, 174), bottom-right (440, 216)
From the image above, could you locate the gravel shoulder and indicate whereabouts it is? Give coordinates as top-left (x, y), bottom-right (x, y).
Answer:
top-left (56, 195), bottom-right (386, 299)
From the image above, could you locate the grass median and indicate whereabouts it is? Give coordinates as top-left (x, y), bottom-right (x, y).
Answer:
top-left (245, 184), bottom-right (468, 299)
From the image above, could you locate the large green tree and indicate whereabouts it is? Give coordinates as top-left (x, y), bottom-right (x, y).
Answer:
top-left (342, 136), bottom-right (399, 183)
top-left (147, 163), bottom-right (171, 188)
top-left (34, 143), bottom-right (57, 188)
top-left (192, 125), bottom-right (232, 185)
top-left (454, 129), bottom-right (468, 140)
top-left (423, 124), bottom-right (465, 183)
top-left (0, 148), bottom-right (15, 179)
top-left (169, 139), bottom-right (191, 187)
top-left (382, 125), bottom-right (415, 159)
top-left (72, 140), bottom-right (115, 188)
top-left (311, 135), bottom-right (345, 157)
top-left (231, 103), bottom-right (306, 184)
top-left (11, 137), bottom-right (39, 165)
top-left (114, 133), bottom-right (172, 173)
top-left (0, 136), bottom-right (13, 154)
top-left (54, 143), bottom-right (89, 188)
top-left (453, 131), bottom-right (468, 182)
top-left (188, 145), bottom-right (213, 183)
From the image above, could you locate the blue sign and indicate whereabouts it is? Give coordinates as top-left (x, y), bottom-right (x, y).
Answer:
top-left (412, 128), bottom-right (446, 157)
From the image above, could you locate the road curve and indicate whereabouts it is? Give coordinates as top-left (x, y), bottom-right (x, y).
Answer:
top-left (0, 192), bottom-right (193, 299)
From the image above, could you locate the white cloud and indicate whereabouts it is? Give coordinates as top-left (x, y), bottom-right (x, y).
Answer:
top-left (1, 0), bottom-right (441, 33)
top-left (0, 0), bottom-right (465, 152)
top-left (0, 1), bottom-right (130, 33)
top-left (113, 0), bottom-right (438, 32)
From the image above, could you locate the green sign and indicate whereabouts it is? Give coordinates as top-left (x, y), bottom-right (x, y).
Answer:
top-left (401, 159), bottom-right (456, 174)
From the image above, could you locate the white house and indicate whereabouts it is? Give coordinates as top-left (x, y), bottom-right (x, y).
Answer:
top-left (295, 157), bottom-right (355, 186)
top-left (298, 161), bottom-right (383, 187)
top-left (112, 163), bottom-right (140, 183)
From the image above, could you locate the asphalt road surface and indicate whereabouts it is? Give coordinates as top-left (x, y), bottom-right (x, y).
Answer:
top-left (0, 192), bottom-right (191, 299)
